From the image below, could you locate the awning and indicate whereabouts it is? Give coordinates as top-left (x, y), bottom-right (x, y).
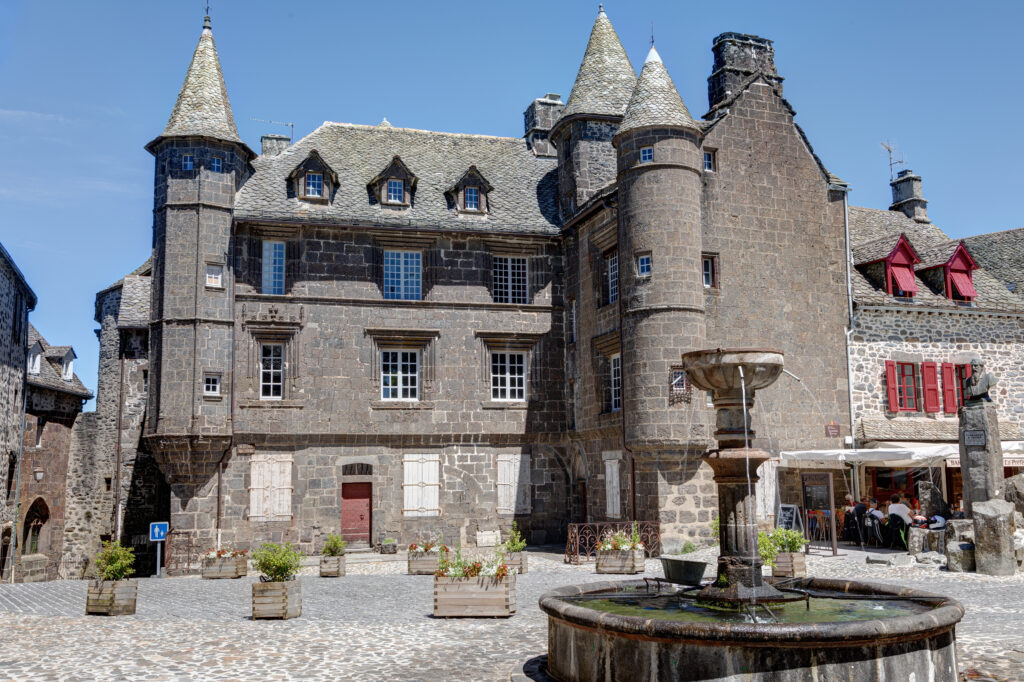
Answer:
top-left (950, 270), bottom-right (977, 299)
top-left (780, 441), bottom-right (1024, 466)
top-left (892, 265), bottom-right (918, 294)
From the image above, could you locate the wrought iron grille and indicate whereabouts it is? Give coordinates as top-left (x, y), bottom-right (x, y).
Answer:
top-left (564, 521), bottom-right (661, 564)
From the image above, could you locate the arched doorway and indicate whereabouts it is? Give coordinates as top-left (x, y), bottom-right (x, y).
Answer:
top-left (570, 445), bottom-right (588, 523)
top-left (0, 528), bottom-right (11, 579)
top-left (23, 498), bottom-right (49, 555)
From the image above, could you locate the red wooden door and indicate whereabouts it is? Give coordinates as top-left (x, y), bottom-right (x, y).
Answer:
top-left (341, 483), bottom-right (371, 542)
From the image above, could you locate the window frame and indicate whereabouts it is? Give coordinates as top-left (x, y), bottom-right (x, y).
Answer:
top-left (62, 358), bottom-right (74, 381)
top-left (259, 342), bottom-right (284, 401)
top-left (703, 150), bottom-right (716, 172)
top-left (490, 351), bottom-right (527, 402)
top-left (492, 255), bottom-right (530, 304)
top-left (605, 250), bottom-right (619, 305)
top-left (210, 157), bottom-right (223, 173)
top-left (205, 263), bottom-right (224, 289)
top-left (636, 252), bottom-right (652, 278)
top-left (464, 186), bottom-right (480, 211)
top-left (382, 249), bottom-right (423, 301)
top-left (609, 353), bottom-right (622, 412)
top-left (27, 350), bottom-right (40, 375)
top-left (380, 349), bottom-right (420, 401)
top-left (386, 178), bottom-right (405, 204)
top-left (261, 240), bottom-right (286, 295)
top-left (896, 362), bottom-right (918, 412)
top-left (182, 155), bottom-right (194, 171)
top-left (640, 146), bottom-right (654, 163)
top-left (701, 253), bottom-right (719, 289)
top-left (203, 373), bottom-right (221, 397)
top-left (304, 171), bottom-right (323, 198)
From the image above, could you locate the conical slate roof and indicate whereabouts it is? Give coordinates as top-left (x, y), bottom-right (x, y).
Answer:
top-left (617, 47), bottom-right (697, 137)
top-left (559, 8), bottom-right (636, 121)
top-left (150, 16), bottom-right (244, 149)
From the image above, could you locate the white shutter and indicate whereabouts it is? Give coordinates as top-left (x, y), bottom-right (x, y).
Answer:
top-left (604, 455), bottom-right (621, 519)
top-left (496, 455), bottom-right (514, 514)
top-left (515, 453), bottom-right (532, 514)
top-left (270, 455), bottom-right (292, 520)
top-left (404, 454), bottom-right (440, 517)
top-left (250, 455), bottom-right (267, 521)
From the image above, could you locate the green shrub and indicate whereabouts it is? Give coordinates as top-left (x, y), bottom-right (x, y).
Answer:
top-left (757, 531), bottom-right (779, 568)
top-left (252, 542), bottom-right (302, 582)
top-left (322, 534), bottom-right (347, 557)
top-left (677, 541), bottom-right (697, 555)
top-left (709, 515), bottom-right (720, 545)
top-left (382, 538), bottom-right (396, 544)
top-left (95, 541), bottom-right (135, 581)
top-left (769, 527), bottom-right (808, 553)
top-left (503, 522), bottom-right (527, 553)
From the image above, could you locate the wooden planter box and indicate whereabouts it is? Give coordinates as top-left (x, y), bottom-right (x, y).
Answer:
top-left (319, 555), bottom-right (346, 577)
top-left (596, 549), bottom-right (645, 574)
top-left (433, 574), bottom-right (516, 618)
top-left (408, 551), bottom-right (447, 575)
top-left (86, 579), bottom-right (137, 616)
top-left (380, 543), bottom-right (398, 554)
top-left (252, 580), bottom-right (302, 620)
top-left (773, 552), bottom-right (807, 579)
top-left (505, 552), bottom-right (528, 574)
top-left (202, 555), bottom-right (247, 579)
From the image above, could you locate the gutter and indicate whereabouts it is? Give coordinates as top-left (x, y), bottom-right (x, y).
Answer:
top-left (833, 182), bottom-right (861, 500)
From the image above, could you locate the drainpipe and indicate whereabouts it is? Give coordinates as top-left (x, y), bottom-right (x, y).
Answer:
top-left (9, 371), bottom-right (29, 583)
top-left (833, 181), bottom-right (860, 499)
top-left (113, 350), bottom-right (125, 542)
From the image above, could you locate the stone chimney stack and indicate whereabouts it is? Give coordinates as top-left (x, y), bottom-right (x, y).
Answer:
top-left (523, 93), bottom-right (563, 157)
top-left (707, 33), bottom-right (781, 111)
top-left (261, 134), bottom-right (290, 157)
top-left (889, 169), bottom-right (930, 223)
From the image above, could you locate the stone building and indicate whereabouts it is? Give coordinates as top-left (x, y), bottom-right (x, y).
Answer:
top-left (0, 241), bottom-right (35, 578)
top-left (106, 9), bottom-right (864, 560)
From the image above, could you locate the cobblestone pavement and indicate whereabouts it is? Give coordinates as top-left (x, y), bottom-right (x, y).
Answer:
top-left (0, 547), bottom-right (1020, 681)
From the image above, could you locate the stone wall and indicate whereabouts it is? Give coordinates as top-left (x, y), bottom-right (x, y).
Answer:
top-left (554, 119), bottom-right (619, 219)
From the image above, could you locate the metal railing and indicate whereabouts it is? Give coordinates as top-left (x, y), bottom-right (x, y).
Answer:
top-left (564, 521), bottom-right (661, 564)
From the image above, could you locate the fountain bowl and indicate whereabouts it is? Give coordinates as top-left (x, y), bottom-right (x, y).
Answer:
top-left (540, 578), bottom-right (963, 682)
top-left (680, 348), bottom-right (785, 393)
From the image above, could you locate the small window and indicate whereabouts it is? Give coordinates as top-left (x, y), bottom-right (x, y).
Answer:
top-left (205, 264), bottom-right (223, 288)
top-left (702, 255), bottom-right (718, 289)
top-left (104, 477), bottom-right (112, 492)
top-left (27, 351), bottom-right (40, 375)
top-left (387, 178), bottom-right (404, 204)
top-left (606, 251), bottom-right (619, 305)
top-left (260, 343), bottom-right (284, 400)
top-left (464, 186), bottom-right (480, 211)
top-left (383, 250), bottom-right (422, 301)
top-left (203, 374), bottom-right (221, 396)
top-left (210, 157), bottom-right (223, 173)
top-left (62, 358), bottom-right (74, 381)
top-left (492, 256), bottom-right (529, 304)
top-left (637, 253), bottom-right (652, 278)
top-left (491, 352), bottom-right (526, 401)
top-left (35, 418), bottom-right (45, 448)
top-left (261, 240), bottom-right (286, 295)
top-left (640, 147), bottom-right (654, 163)
top-left (703, 150), bottom-right (716, 172)
top-left (304, 172), bottom-right (323, 198)
top-left (610, 353), bottom-right (622, 412)
top-left (381, 349), bottom-right (419, 401)
top-left (670, 367), bottom-right (691, 405)
top-left (896, 362), bottom-right (918, 411)
top-left (182, 155), bottom-right (194, 171)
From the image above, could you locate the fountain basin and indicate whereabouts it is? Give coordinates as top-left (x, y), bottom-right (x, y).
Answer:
top-left (680, 348), bottom-right (785, 393)
top-left (539, 578), bottom-right (963, 681)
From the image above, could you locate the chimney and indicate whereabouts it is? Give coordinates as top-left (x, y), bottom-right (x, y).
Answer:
top-left (523, 93), bottom-right (564, 157)
top-left (261, 134), bottom-right (290, 157)
top-left (889, 169), bottom-right (929, 223)
top-left (707, 33), bottom-right (782, 112)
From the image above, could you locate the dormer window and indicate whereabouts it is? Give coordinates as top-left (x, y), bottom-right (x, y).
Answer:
top-left (891, 265), bottom-right (917, 298)
top-left (915, 241), bottom-right (978, 303)
top-left (464, 186), bottom-right (480, 211)
top-left (387, 179), bottom-right (404, 204)
top-left (62, 357), bottom-right (74, 381)
top-left (28, 349), bottom-right (40, 375)
top-left (304, 172), bottom-right (323, 198)
top-left (853, 233), bottom-right (920, 300)
top-left (950, 271), bottom-right (976, 301)
top-left (447, 165), bottom-right (492, 215)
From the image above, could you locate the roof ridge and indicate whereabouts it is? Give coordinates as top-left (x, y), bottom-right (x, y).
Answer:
top-left (319, 121), bottom-right (523, 142)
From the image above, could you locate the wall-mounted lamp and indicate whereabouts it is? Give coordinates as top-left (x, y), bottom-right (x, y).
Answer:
top-left (33, 468), bottom-right (44, 482)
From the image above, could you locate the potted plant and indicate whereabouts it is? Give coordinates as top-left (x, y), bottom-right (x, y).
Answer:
top-left (433, 546), bottom-right (515, 618)
top-left (380, 538), bottom-right (397, 554)
top-left (407, 538), bottom-right (449, 575)
top-left (595, 523), bottom-right (645, 574)
top-left (770, 528), bottom-right (808, 578)
top-left (659, 541), bottom-right (707, 585)
top-left (501, 522), bottom-right (528, 574)
top-left (251, 542), bottom-right (302, 620)
top-left (86, 541), bottom-right (137, 616)
top-left (201, 547), bottom-right (247, 579)
top-left (320, 533), bottom-right (347, 577)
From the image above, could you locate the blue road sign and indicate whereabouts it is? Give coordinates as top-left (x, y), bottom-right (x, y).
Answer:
top-left (149, 522), bottom-right (169, 542)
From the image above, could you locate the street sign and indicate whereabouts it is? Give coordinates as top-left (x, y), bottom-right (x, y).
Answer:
top-left (149, 522), bottom-right (168, 542)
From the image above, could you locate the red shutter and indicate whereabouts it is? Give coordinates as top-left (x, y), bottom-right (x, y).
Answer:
top-left (964, 363), bottom-right (972, 380)
top-left (885, 360), bottom-right (899, 412)
top-left (941, 362), bottom-right (957, 413)
top-left (921, 362), bottom-right (940, 413)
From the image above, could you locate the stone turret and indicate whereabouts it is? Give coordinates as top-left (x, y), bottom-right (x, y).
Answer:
top-left (144, 15), bottom-right (251, 545)
top-left (613, 47), bottom-right (706, 450)
top-left (550, 7), bottom-right (636, 219)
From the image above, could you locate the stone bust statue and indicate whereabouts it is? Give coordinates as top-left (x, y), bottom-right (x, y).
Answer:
top-left (963, 358), bottom-right (996, 405)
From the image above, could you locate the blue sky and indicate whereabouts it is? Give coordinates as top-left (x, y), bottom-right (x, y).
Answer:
top-left (2, 1), bottom-right (1022, 407)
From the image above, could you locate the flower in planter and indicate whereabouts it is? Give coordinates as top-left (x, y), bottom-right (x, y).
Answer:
top-left (597, 528), bottom-right (644, 552)
top-left (203, 548), bottom-right (247, 560)
top-left (409, 538), bottom-right (449, 554)
top-left (434, 545), bottom-right (509, 580)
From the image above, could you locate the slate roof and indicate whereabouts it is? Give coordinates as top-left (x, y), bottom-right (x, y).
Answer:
top-left (913, 242), bottom-right (963, 271)
top-left (963, 227), bottom-right (1024, 295)
top-left (118, 275), bottom-right (151, 329)
top-left (851, 235), bottom-right (903, 265)
top-left (859, 416), bottom-right (1023, 442)
top-left (26, 324), bottom-right (92, 399)
top-left (616, 47), bottom-right (698, 138)
top-left (557, 8), bottom-right (636, 122)
top-left (849, 206), bottom-right (1023, 313)
top-left (234, 123), bottom-right (560, 235)
top-left (147, 17), bottom-right (250, 156)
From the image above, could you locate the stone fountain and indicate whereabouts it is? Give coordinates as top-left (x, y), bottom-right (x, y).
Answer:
top-left (537, 348), bottom-right (965, 681)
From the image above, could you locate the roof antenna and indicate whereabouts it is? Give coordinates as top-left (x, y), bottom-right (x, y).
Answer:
top-left (880, 141), bottom-right (904, 181)
top-left (251, 117), bottom-right (295, 143)
top-left (651, 21), bottom-right (655, 48)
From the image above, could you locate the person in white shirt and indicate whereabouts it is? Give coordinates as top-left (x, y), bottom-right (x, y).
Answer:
top-left (867, 500), bottom-right (884, 521)
top-left (887, 494), bottom-right (914, 526)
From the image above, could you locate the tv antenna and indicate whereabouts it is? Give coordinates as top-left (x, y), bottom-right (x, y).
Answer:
top-left (880, 141), bottom-right (904, 181)
top-left (650, 22), bottom-right (655, 48)
top-left (251, 118), bottom-right (295, 143)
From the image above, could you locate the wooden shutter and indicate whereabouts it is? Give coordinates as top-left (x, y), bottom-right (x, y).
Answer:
top-left (249, 455), bottom-right (268, 521)
top-left (941, 362), bottom-right (957, 414)
top-left (270, 455), bottom-right (293, 520)
top-left (496, 455), bottom-right (514, 514)
top-left (403, 456), bottom-right (422, 517)
top-left (604, 459), bottom-right (621, 519)
top-left (884, 360), bottom-right (899, 412)
top-left (515, 453), bottom-right (532, 514)
top-left (403, 454), bottom-right (440, 517)
top-left (921, 362), bottom-right (940, 413)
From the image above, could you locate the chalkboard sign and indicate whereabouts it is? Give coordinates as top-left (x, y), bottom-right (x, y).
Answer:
top-left (777, 504), bottom-right (802, 531)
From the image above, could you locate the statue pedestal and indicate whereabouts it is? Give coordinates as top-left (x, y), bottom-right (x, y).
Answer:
top-left (959, 404), bottom-right (1004, 517)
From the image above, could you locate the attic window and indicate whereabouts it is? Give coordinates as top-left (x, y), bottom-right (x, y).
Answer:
top-left (304, 172), bottom-right (323, 198)
top-left (28, 350), bottom-right (40, 375)
top-left (890, 265), bottom-right (917, 298)
top-left (465, 187), bottom-right (480, 211)
top-left (387, 179), bottom-right (405, 204)
top-left (950, 271), bottom-right (976, 301)
top-left (62, 357), bottom-right (74, 381)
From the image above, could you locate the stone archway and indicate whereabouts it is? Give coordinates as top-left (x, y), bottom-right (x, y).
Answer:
top-left (23, 498), bottom-right (49, 555)
top-left (569, 443), bottom-right (589, 523)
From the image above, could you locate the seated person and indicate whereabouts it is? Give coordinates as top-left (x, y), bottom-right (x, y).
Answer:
top-left (867, 499), bottom-right (884, 521)
top-left (887, 494), bottom-right (914, 526)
